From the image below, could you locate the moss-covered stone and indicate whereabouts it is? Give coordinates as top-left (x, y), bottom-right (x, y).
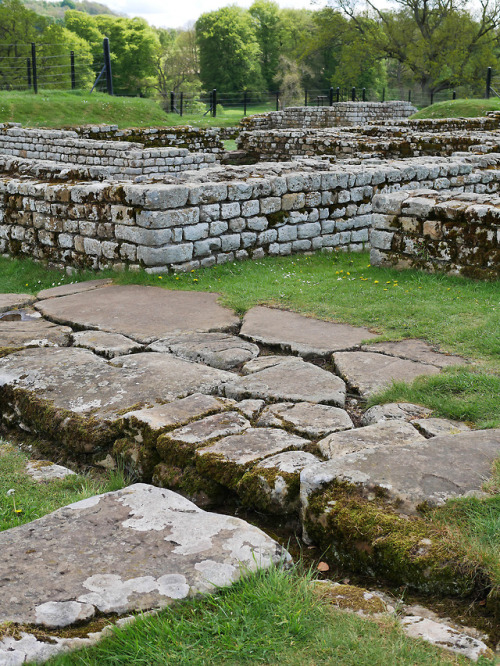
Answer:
top-left (237, 466), bottom-right (300, 514)
top-left (112, 438), bottom-right (159, 481)
top-left (152, 462), bottom-right (228, 509)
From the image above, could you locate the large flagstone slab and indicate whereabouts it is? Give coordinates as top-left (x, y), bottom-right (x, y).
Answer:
top-left (256, 402), bottom-right (353, 438)
top-left (0, 484), bottom-right (289, 663)
top-left (37, 278), bottom-right (113, 300)
top-left (0, 348), bottom-right (233, 452)
top-left (240, 306), bottom-right (377, 357)
top-left (223, 357), bottom-right (346, 407)
top-left (36, 286), bottom-right (239, 344)
top-left (0, 293), bottom-right (35, 313)
top-left (0, 319), bottom-right (72, 349)
top-left (333, 351), bottom-right (440, 398)
top-left (361, 339), bottom-right (466, 368)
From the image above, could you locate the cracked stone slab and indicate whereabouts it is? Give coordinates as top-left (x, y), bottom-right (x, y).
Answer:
top-left (37, 279), bottom-right (113, 300)
top-left (196, 427), bottom-right (309, 489)
top-left (256, 402), bottom-right (353, 438)
top-left (317, 420), bottom-right (425, 459)
top-left (412, 417), bottom-right (471, 438)
top-left (0, 293), bottom-right (36, 313)
top-left (361, 402), bottom-right (432, 426)
top-left (0, 319), bottom-right (72, 349)
top-left (401, 616), bottom-right (494, 661)
top-left (148, 332), bottom-right (260, 370)
top-left (72, 330), bottom-right (144, 359)
top-left (223, 357), bottom-right (346, 407)
top-left (240, 306), bottom-right (377, 357)
top-left (361, 339), bottom-right (467, 368)
top-left (0, 348), bottom-right (233, 452)
top-left (36, 286), bottom-right (240, 344)
top-left (0, 485), bottom-right (289, 656)
top-left (333, 351), bottom-right (440, 398)
top-left (234, 399), bottom-right (265, 420)
top-left (157, 412), bottom-right (251, 465)
top-left (238, 451), bottom-right (320, 514)
top-left (25, 461), bottom-right (76, 482)
top-left (301, 429), bottom-right (500, 515)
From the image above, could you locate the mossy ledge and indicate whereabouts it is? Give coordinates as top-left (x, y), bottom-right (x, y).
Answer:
top-left (303, 481), bottom-right (494, 604)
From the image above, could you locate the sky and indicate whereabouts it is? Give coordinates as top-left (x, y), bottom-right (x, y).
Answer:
top-left (102, 0), bottom-right (321, 30)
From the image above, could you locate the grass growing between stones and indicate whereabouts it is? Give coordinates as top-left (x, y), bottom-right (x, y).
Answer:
top-left (45, 565), bottom-right (477, 666)
top-left (0, 441), bottom-right (127, 532)
top-left (411, 98), bottom-right (500, 119)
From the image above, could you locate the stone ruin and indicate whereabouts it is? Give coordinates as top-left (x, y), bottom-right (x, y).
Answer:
top-left (0, 103), bottom-right (499, 279)
top-left (0, 104), bottom-right (499, 663)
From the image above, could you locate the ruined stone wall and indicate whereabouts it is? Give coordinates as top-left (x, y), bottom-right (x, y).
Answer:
top-left (72, 124), bottom-right (225, 153)
top-left (2, 155), bottom-right (499, 273)
top-left (370, 190), bottom-right (500, 280)
top-left (238, 127), bottom-right (500, 161)
top-left (368, 113), bottom-right (500, 132)
top-left (240, 102), bottom-right (416, 130)
top-left (0, 125), bottom-right (218, 177)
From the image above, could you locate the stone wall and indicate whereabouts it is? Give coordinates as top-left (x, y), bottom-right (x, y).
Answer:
top-left (370, 190), bottom-right (500, 280)
top-left (237, 127), bottom-right (500, 162)
top-left (0, 125), bottom-right (218, 178)
top-left (72, 124), bottom-right (225, 153)
top-left (2, 154), bottom-right (499, 273)
top-left (240, 102), bottom-right (417, 130)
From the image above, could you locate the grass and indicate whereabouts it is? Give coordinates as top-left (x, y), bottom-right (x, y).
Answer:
top-left (411, 97), bottom-right (500, 119)
top-left (45, 565), bottom-right (478, 666)
top-left (0, 441), bottom-right (128, 532)
top-left (0, 90), bottom-right (270, 129)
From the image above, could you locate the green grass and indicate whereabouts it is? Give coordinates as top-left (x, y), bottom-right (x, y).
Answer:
top-left (411, 97), bottom-right (500, 119)
top-left (45, 565), bottom-right (476, 666)
top-left (0, 90), bottom-right (270, 128)
top-left (0, 441), bottom-right (128, 531)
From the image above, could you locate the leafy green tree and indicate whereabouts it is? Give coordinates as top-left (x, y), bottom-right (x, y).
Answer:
top-left (196, 5), bottom-right (265, 93)
top-left (249, 0), bottom-right (281, 90)
top-left (154, 27), bottom-right (201, 110)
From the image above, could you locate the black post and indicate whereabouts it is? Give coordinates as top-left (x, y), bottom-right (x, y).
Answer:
top-left (351, 87), bottom-right (356, 101)
top-left (382, 87), bottom-right (385, 102)
top-left (304, 89), bottom-right (308, 106)
top-left (362, 87), bottom-right (366, 101)
top-left (31, 43), bottom-right (37, 94)
top-left (486, 67), bottom-right (492, 99)
top-left (329, 86), bottom-right (333, 106)
top-left (336, 87), bottom-right (340, 102)
top-left (453, 90), bottom-right (456, 100)
top-left (103, 38), bottom-right (113, 95)
top-left (408, 89), bottom-right (411, 103)
top-left (27, 58), bottom-right (31, 89)
top-left (430, 91), bottom-right (434, 105)
top-left (170, 91), bottom-right (174, 113)
top-left (180, 91), bottom-right (183, 117)
top-left (275, 90), bottom-right (279, 111)
top-left (70, 51), bottom-right (76, 90)
top-left (243, 90), bottom-right (247, 116)
top-left (212, 88), bottom-right (217, 117)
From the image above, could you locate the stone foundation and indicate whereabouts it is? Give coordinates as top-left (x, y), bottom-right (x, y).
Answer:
top-left (370, 190), bottom-right (500, 279)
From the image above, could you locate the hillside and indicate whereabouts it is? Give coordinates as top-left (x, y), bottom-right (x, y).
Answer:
top-left (411, 98), bottom-right (500, 118)
top-left (22, 0), bottom-right (119, 21)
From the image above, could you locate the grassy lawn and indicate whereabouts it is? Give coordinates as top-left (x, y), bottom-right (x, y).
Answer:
top-left (411, 98), bottom-right (500, 119)
top-left (0, 90), bottom-right (271, 129)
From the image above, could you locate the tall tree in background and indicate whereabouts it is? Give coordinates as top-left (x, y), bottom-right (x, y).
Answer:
top-left (155, 27), bottom-right (201, 109)
top-left (333, 0), bottom-right (500, 93)
top-left (249, 0), bottom-right (281, 90)
top-left (196, 5), bottom-right (265, 92)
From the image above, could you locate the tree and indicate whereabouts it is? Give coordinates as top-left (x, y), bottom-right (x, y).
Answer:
top-left (333, 0), bottom-right (500, 93)
top-left (196, 6), bottom-right (265, 92)
top-left (249, 0), bottom-right (281, 90)
top-left (154, 27), bottom-right (201, 109)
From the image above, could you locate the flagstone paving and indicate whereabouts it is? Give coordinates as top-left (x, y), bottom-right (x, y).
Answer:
top-left (0, 287), bottom-right (498, 663)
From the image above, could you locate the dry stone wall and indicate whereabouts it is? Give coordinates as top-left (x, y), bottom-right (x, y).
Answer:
top-left (2, 154), bottom-right (499, 273)
top-left (240, 102), bottom-right (416, 130)
top-left (370, 189), bottom-right (500, 279)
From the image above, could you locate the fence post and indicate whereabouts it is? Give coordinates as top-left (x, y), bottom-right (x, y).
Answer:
top-left (329, 87), bottom-right (333, 106)
top-left (486, 67), bottom-right (492, 99)
top-left (408, 89), bottom-right (411, 103)
top-left (430, 91), bottom-right (434, 105)
top-left (243, 90), bottom-right (247, 116)
top-left (27, 58), bottom-right (31, 90)
top-left (103, 37), bottom-right (113, 95)
top-left (180, 91), bottom-right (183, 117)
top-left (70, 51), bottom-right (76, 90)
top-left (304, 89), bottom-right (308, 106)
top-left (170, 91), bottom-right (175, 112)
top-left (351, 87), bottom-right (356, 101)
top-left (213, 89), bottom-right (217, 117)
top-left (31, 43), bottom-right (37, 94)
top-left (382, 87), bottom-right (385, 102)
top-left (336, 87), bottom-right (340, 103)
top-left (453, 90), bottom-right (456, 100)
top-left (275, 90), bottom-right (279, 111)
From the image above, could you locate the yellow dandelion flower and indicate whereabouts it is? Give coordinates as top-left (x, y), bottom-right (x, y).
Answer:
top-left (374, 280), bottom-right (379, 284)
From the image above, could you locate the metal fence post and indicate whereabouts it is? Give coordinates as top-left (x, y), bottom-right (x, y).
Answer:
top-left (408, 89), bottom-right (411, 103)
top-left (453, 90), bottom-right (456, 100)
top-left (382, 88), bottom-right (385, 102)
top-left (336, 87), bottom-right (340, 102)
top-left (351, 87), bottom-right (355, 101)
top-left (103, 37), bottom-right (113, 95)
top-left (362, 87), bottom-right (366, 101)
top-left (329, 87), bottom-right (333, 106)
top-left (180, 91), bottom-right (183, 116)
top-left (170, 91), bottom-right (174, 112)
top-left (304, 89), bottom-right (308, 106)
top-left (213, 89), bottom-right (217, 117)
top-left (70, 51), bottom-right (76, 90)
top-left (27, 58), bottom-right (31, 90)
top-left (486, 67), bottom-right (492, 99)
top-left (430, 91), bottom-right (434, 105)
top-left (275, 90), bottom-right (279, 111)
top-left (31, 43), bottom-right (37, 94)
